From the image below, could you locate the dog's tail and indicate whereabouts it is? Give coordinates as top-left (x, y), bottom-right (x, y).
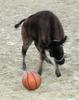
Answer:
top-left (14, 18), bottom-right (26, 28)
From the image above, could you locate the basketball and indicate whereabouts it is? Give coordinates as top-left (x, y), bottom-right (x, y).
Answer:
top-left (22, 71), bottom-right (42, 90)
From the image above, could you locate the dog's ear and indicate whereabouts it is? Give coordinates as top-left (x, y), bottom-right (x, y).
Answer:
top-left (51, 36), bottom-right (67, 46)
top-left (60, 36), bottom-right (67, 44)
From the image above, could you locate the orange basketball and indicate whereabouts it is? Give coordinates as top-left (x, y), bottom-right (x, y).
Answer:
top-left (22, 71), bottom-right (42, 90)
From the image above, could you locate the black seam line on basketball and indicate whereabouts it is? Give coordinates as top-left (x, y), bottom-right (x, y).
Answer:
top-left (35, 72), bottom-right (41, 84)
top-left (31, 72), bottom-right (38, 88)
top-left (39, 74), bottom-right (41, 84)
top-left (27, 72), bottom-right (31, 89)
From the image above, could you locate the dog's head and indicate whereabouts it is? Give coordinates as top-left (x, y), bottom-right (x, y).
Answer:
top-left (49, 36), bottom-right (67, 65)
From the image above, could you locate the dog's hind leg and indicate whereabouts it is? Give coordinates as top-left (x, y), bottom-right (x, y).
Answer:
top-left (21, 26), bottom-right (32, 71)
top-left (22, 40), bottom-right (32, 70)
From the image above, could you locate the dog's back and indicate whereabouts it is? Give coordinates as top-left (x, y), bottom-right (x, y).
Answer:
top-left (27, 11), bottom-right (59, 49)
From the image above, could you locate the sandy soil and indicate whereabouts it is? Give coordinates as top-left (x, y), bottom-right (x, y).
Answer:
top-left (0, 0), bottom-right (79, 99)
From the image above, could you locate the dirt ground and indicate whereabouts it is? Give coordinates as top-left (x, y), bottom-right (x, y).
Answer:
top-left (0, 0), bottom-right (79, 100)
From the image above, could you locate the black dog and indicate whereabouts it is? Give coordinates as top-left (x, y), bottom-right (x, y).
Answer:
top-left (15, 11), bottom-right (67, 77)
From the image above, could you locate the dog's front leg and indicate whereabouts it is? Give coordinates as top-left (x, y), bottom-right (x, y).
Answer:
top-left (54, 60), bottom-right (61, 77)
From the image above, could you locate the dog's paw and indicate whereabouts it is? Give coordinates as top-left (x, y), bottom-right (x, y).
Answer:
top-left (55, 70), bottom-right (61, 77)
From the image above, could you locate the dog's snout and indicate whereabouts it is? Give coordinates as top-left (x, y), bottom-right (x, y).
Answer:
top-left (58, 58), bottom-right (65, 65)
top-left (55, 58), bottom-right (65, 65)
